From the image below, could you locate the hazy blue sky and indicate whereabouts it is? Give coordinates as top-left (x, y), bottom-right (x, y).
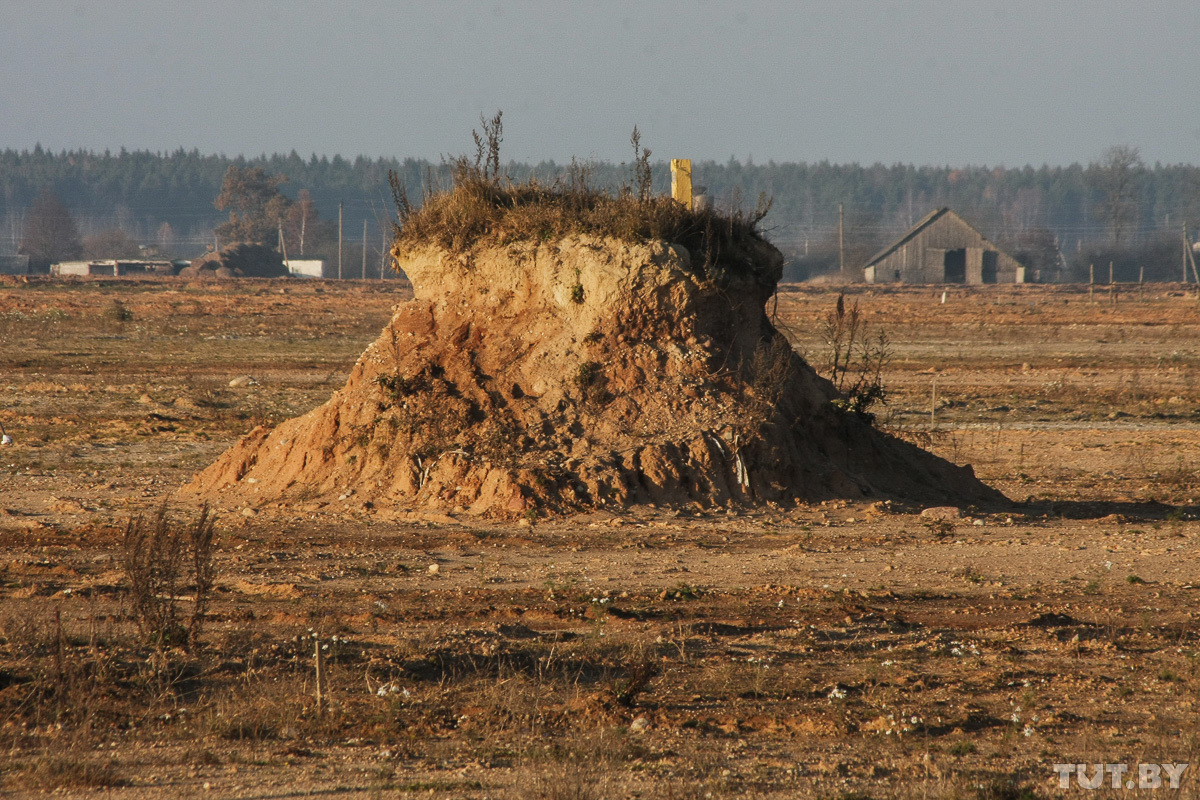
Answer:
top-left (2, 1), bottom-right (1197, 167)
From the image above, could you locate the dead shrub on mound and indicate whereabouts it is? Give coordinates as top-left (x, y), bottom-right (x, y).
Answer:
top-left (738, 336), bottom-right (796, 438)
top-left (388, 113), bottom-right (773, 281)
top-left (374, 366), bottom-right (476, 461)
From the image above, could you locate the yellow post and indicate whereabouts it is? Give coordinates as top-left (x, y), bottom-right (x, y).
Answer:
top-left (671, 159), bottom-right (693, 210)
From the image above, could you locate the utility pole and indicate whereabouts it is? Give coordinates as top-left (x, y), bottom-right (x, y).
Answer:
top-left (362, 219), bottom-right (367, 280)
top-left (838, 203), bottom-right (845, 281)
top-left (1188, 227), bottom-right (1200, 285)
top-left (1185, 223), bottom-right (1190, 284)
top-left (278, 221), bottom-right (289, 273)
top-left (337, 202), bottom-right (343, 280)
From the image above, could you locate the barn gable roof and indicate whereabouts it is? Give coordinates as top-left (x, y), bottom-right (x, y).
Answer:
top-left (863, 207), bottom-right (1006, 268)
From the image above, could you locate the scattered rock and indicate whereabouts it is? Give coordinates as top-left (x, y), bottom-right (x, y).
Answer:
top-left (1021, 612), bottom-right (1081, 628)
top-left (49, 497), bottom-right (86, 514)
top-left (228, 580), bottom-right (301, 600)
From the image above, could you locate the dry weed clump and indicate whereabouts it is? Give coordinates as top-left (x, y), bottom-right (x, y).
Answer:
top-left (14, 750), bottom-right (125, 791)
top-left (389, 114), bottom-right (773, 281)
top-left (513, 759), bottom-right (608, 800)
top-left (101, 299), bottom-right (133, 323)
top-left (122, 502), bottom-right (216, 649)
top-left (821, 292), bottom-right (890, 419)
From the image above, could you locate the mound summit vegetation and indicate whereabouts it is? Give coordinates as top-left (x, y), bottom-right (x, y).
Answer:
top-left (388, 112), bottom-right (773, 282)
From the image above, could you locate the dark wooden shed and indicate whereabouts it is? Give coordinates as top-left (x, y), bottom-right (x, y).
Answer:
top-left (863, 208), bottom-right (1026, 285)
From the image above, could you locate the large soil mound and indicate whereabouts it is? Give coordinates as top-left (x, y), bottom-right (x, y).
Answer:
top-left (186, 235), bottom-right (1003, 515)
top-left (181, 243), bottom-right (288, 279)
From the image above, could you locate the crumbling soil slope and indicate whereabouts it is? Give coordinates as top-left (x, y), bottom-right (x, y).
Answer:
top-left (186, 235), bottom-right (1002, 514)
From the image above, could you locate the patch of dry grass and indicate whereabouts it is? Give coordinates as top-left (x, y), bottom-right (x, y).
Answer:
top-left (11, 752), bottom-right (125, 791)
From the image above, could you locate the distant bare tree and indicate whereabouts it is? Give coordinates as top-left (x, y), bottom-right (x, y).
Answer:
top-left (1093, 145), bottom-right (1143, 245)
top-left (282, 189), bottom-right (332, 256)
top-left (19, 188), bottom-right (82, 267)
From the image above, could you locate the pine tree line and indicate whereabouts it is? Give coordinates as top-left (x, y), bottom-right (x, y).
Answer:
top-left (2, 146), bottom-right (1198, 280)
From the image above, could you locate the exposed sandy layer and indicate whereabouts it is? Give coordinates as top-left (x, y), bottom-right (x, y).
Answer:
top-left (186, 237), bottom-right (998, 515)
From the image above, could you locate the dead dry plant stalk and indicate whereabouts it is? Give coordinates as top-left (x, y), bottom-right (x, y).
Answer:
top-left (472, 110), bottom-right (504, 184)
top-left (314, 634), bottom-right (325, 714)
top-left (189, 504), bottom-right (216, 644)
top-left (631, 125), bottom-right (653, 202)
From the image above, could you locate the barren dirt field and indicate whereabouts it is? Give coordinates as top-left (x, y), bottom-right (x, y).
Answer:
top-left (2, 277), bottom-right (1200, 799)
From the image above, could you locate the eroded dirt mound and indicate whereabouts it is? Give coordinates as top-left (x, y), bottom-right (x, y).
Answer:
top-left (186, 235), bottom-right (1003, 515)
top-left (181, 243), bottom-right (288, 279)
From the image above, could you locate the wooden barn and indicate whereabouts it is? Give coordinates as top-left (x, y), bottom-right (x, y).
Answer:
top-left (863, 208), bottom-right (1026, 284)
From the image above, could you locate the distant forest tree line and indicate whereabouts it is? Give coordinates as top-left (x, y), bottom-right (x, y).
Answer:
top-left (3, 144), bottom-right (1199, 281)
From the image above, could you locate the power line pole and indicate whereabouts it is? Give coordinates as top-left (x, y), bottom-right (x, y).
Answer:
top-left (1187, 226), bottom-right (1200, 285)
top-left (278, 221), bottom-right (289, 273)
top-left (337, 202), bottom-right (343, 280)
top-left (362, 218), bottom-right (367, 280)
top-left (1185, 223), bottom-right (1190, 284)
top-left (838, 203), bottom-right (845, 281)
